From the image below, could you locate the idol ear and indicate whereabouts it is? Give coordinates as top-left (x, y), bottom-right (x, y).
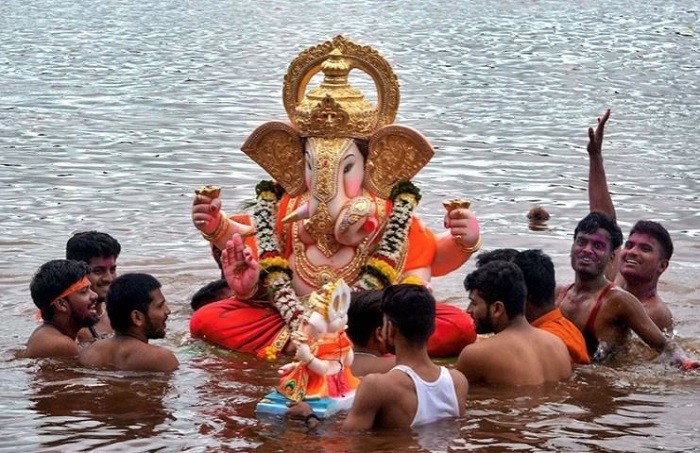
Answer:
top-left (328, 279), bottom-right (352, 322)
top-left (241, 121), bottom-right (306, 197)
top-left (365, 125), bottom-right (435, 199)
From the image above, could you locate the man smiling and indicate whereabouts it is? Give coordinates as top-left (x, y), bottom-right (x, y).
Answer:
top-left (586, 109), bottom-right (674, 333)
top-left (24, 259), bottom-right (100, 359)
top-left (66, 231), bottom-right (121, 340)
top-left (557, 212), bottom-right (697, 369)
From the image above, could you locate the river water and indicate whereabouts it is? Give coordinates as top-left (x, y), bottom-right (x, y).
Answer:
top-left (1, 0), bottom-right (699, 451)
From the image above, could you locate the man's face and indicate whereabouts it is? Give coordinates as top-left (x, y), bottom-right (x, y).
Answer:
top-left (618, 232), bottom-right (668, 283)
top-left (570, 229), bottom-right (613, 278)
top-left (144, 288), bottom-right (170, 340)
top-left (66, 284), bottom-right (100, 327)
top-left (86, 256), bottom-right (118, 302)
top-left (467, 290), bottom-right (495, 335)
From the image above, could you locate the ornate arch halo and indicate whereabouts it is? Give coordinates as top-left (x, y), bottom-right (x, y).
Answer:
top-left (282, 35), bottom-right (400, 139)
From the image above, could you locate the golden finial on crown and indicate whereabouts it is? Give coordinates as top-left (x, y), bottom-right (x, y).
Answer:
top-left (283, 35), bottom-right (400, 140)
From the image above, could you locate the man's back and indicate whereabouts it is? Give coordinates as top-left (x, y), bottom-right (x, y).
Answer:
top-left (344, 363), bottom-right (467, 430)
top-left (80, 336), bottom-right (178, 372)
top-left (457, 322), bottom-right (572, 386)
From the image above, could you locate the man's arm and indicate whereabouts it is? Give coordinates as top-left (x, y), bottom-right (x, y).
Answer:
top-left (341, 374), bottom-right (385, 431)
top-left (587, 109), bottom-right (616, 219)
top-left (449, 369), bottom-right (469, 416)
top-left (616, 291), bottom-right (698, 369)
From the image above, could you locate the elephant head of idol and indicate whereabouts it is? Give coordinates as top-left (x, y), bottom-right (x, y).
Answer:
top-left (242, 36), bottom-right (434, 257)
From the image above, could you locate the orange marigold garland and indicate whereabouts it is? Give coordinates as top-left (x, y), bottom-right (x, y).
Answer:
top-left (354, 181), bottom-right (421, 291)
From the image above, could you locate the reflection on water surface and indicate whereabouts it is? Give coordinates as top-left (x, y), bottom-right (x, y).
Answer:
top-left (1, 0), bottom-right (699, 451)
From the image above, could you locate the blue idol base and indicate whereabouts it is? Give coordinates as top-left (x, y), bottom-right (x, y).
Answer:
top-left (255, 389), bottom-right (355, 419)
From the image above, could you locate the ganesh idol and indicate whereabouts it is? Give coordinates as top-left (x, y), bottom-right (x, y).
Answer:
top-left (190, 36), bottom-right (479, 359)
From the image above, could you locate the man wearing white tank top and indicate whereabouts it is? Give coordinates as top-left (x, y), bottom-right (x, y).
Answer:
top-left (287, 284), bottom-right (468, 430)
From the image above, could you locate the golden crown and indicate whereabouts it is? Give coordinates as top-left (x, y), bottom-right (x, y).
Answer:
top-left (283, 36), bottom-right (400, 139)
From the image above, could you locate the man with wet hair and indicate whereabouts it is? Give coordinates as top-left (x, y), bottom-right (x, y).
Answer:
top-left (456, 261), bottom-right (572, 385)
top-left (586, 109), bottom-right (674, 333)
top-left (288, 284), bottom-right (467, 430)
top-left (66, 231), bottom-right (121, 339)
top-left (475, 248), bottom-right (519, 268)
top-left (24, 259), bottom-right (100, 358)
top-left (346, 289), bottom-right (395, 377)
top-left (80, 273), bottom-right (178, 372)
top-left (475, 248), bottom-right (589, 364)
top-left (190, 278), bottom-right (233, 311)
top-left (557, 212), bottom-right (697, 369)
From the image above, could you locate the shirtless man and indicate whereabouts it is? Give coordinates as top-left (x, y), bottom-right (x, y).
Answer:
top-left (513, 250), bottom-right (590, 365)
top-left (475, 248), bottom-right (589, 364)
top-left (557, 212), bottom-right (697, 369)
top-left (587, 109), bottom-right (674, 333)
top-left (346, 289), bottom-right (395, 377)
top-left (24, 259), bottom-right (100, 359)
top-left (80, 273), bottom-right (179, 372)
top-left (288, 284), bottom-right (468, 430)
top-left (456, 261), bottom-right (572, 385)
top-left (66, 231), bottom-right (121, 340)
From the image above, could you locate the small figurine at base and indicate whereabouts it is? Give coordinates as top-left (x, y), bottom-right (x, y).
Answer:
top-left (256, 278), bottom-right (360, 418)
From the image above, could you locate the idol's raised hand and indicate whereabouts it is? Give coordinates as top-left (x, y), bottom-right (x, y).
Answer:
top-left (221, 233), bottom-right (260, 300)
top-left (443, 199), bottom-right (481, 253)
top-left (192, 192), bottom-right (223, 235)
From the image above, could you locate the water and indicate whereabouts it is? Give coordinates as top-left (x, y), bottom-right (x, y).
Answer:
top-left (1, 0), bottom-right (699, 451)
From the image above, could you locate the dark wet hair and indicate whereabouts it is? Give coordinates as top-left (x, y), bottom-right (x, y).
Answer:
top-left (574, 212), bottom-right (623, 251)
top-left (107, 273), bottom-right (161, 333)
top-left (475, 248), bottom-right (519, 268)
top-left (30, 260), bottom-right (89, 321)
top-left (513, 249), bottom-right (556, 309)
top-left (629, 220), bottom-right (674, 261)
top-left (464, 261), bottom-right (526, 318)
top-left (382, 284), bottom-right (435, 345)
top-left (191, 279), bottom-right (230, 311)
top-left (347, 290), bottom-right (383, 347)
top-left (66, 231), bottom-right (121, 262)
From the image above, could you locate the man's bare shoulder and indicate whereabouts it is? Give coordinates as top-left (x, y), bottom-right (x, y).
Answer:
top-left (456, 338), bottom-right (496, 380)
top-left (361, 368), bottom-right (405, 389)
top-left (24, 326), bottom-right (79, 359)
top-left (125, 342), bottom-right (179, 372)
top-left (642, 298), bottom-right (674, 333)
top-left (80, 338), bottom-right (178, 372)
top-left (79, 337), bottom-right (118, 368)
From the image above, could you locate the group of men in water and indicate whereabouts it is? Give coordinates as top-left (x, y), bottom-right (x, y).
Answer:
top-left (22, 110), bottom-right (698, 431)
top-left (24, 231), bottom-right (178, 372)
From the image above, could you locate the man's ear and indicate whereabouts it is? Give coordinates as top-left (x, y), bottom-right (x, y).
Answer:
top-left (491, 301), bottom-right (506, 318)
top-left (52, 298), bottom-right (69, 313)
top-left (372, 326), bottom-right (383, 344)
top-left (658, 259), bottom-right (670, 274)
top-left (130, 310), bottom-right (145, 327)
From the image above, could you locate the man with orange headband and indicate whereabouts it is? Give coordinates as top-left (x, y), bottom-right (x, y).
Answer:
top-left (24, 259), bottom-right (100, 359)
